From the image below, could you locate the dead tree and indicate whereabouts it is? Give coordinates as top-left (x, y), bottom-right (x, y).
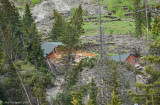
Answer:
top-left (98, 0), bottom-right (105, 104)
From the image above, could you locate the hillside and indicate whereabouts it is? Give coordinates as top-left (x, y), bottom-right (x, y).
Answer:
top-left (0, 0), bottom-right (160, 105)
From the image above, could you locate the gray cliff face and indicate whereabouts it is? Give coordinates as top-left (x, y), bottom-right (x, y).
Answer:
top-left (31, 0), bottom-right (106, 33)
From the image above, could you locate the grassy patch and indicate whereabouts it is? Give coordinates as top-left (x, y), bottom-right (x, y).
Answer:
top-left (108, 46), bottom-right (117, 51)
top-left (83, 18), bottom-right (135, 35)
top-left (103, 20), bottom-right (135, 35)
top-left (31, 0), bottom-right (41, 5)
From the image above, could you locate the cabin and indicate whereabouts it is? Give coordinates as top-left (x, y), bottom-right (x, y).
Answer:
top-left (41, 42), bottom-right (96, 62)
top-left (110, 53), bottom-right (141, 68)
top-left (41, 42), bottom-right (64, 60)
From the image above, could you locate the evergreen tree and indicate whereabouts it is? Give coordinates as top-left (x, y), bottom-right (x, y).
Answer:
top-left (0, 0), bottom-right (26, 60)
top-left (50, 9), bottom-right (65, 41)
top-left (66, 60), bottom-right (84, 90)
top-left (23, 3), bottom-right (34, 28)
top-left (151, 16), bottom-right (160, 39)
top-left (0, 23), bottom-right (25, 102)
top-left (71, 4), bottom-right (84, 38)
top-left (27, 23), bottom-right (45, 71)
top-left (108, 63), bottom-right (121, 96)
top-left (60, 5), bottom-right (84, 69)
top-left (133, 0), bottom-right (143, 37)
top-left (89, 78), bottom-right (98, 105)
top-left (23, 3), bottom-right (35, 58)
top-left (60, 4), bottom-right (84, 48)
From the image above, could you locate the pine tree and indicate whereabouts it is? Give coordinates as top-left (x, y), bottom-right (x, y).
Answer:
top-left (60, 4), bottom-right (84, 48)
top-left (89, 78), bottom-right (98, 105)
top-left (133, 0), bottom-right (143, 37)
top-left (23, 3), bottom-right (35, 58)
top-left (108, 62), bottom-right (121, 96)
top-left (60, 5), bottom-right (84, 68)
top-left (50, 9), bottom-right (65, 41)
top-left (0, 0), bottom-right (26, 60)
top-left (151, 16), bottom-right (160, 39)
top-left (27, 23), bottom-right (45, 71)
top-left (23, 3), bottom-right (34, 28)
top-left (70, 4), bottom-right (84, 39)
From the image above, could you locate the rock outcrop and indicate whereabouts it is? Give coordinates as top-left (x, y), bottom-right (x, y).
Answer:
top-left (31, 0), bottom-right (107, 33)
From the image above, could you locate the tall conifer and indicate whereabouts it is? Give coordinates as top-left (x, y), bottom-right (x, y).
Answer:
top-left (27, 23), bottom-right (45, 71)
top-left (23, 3), bottom-right (34, 28)
top-left (0, 0), bottom-right (26, 60)
top-left (89, 78), bottom-right (98, 105)
top-left (50, 9), bottom-right (65, 41)
top-left (133, 0), bottom-right (143, 37)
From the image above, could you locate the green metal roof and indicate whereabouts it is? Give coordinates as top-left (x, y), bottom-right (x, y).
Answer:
top-left (41, 42), bottom-right (63, 57)
top-left (110, 53), bottom-right (130, 62)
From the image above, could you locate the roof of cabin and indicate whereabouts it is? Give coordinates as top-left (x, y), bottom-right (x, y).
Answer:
top-left (110, 53), bottom-right (130, 62)
top-left (41, 42), bottom-right (63, 57)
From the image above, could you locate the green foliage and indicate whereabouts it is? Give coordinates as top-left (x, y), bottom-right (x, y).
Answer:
top-left (52, 60), bottom-right (87, 105)
top-left (71, 8), bottom-right (76, 15)
top-left (89, 78), bottom-right (98, 105)
top-left (31, 0), bottom-right (41, 5)
top-left (0, 100), bottom-right (2, 105)
top-left (110, 89), bottom-right (121, 105)
top-left (151, 16), bottom-right (160, 39)
top-left (140, 4), bottom-right (152, 35)
top-left (83, 19), bottom-right (135, 35)
top-left (133, 0), bottom-right (143, 37)
top-left (107, 0), bottom-right (122, 13)
top-left (127, 16), bottom-right (160, 105)
top-left (71, 90), bottom-right (83, 105)
top-left (60, 4), bottom-right (84, 47)
top-left (0, 0), bottom-right (26, 60)
top-left (116, 8), bottom-right (124, 18)
top-left (86, 98), bottom-right (92, 105)
top-left (108, 62), bottom-right (121, 95)
top-left (50, 9), bottom-right (65, 41)
top-left (83, 57), bottom-right (97, 69)
top-left (52, 89), bottom-right (73, 105)
top-left (149, 16), bottom-right (160, 56)
top-left (66, 60), bottom-right (84, 89)
top-left (23, 3), bottom-right (34, 28)
top-left (2, 61), bottom-right (25, 102)
top-left (26, 23), bottom-right (46, 70)
top-left (83, 9), bottom-right (88, 16)
top-left (18, 61), bottom-right (55, 105)
top-left (0, 83), bottom-right (7, 102)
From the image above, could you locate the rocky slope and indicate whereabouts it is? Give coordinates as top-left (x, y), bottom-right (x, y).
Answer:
top-left (31, 0), bottom-right (107, 33)
top-left (81, 34), bottom-right (148, 55)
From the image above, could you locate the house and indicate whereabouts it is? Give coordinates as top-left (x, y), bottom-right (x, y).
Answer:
top-left (41, 42), bottom-right (96, 62)
top-left (110, 53), bottom-right (140, 67)
top-left (41, 42), bottom-right (64, 60)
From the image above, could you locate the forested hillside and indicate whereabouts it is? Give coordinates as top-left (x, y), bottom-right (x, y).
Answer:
top-left (0, 0), bottom-right (160, 105)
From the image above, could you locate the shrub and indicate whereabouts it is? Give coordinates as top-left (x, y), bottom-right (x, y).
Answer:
top-left (83, 57), bottom-right (97, 69)
top-left (31, 0), bottom-right (41, 5)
